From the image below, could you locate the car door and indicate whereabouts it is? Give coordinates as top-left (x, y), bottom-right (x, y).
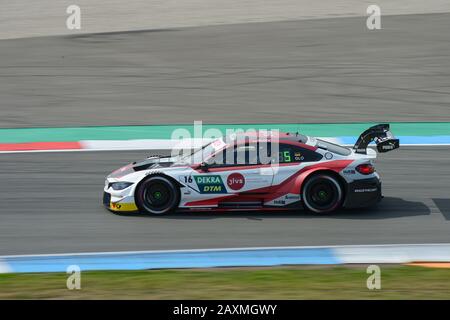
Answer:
top-left (188, 142), bottom-right (274, 197)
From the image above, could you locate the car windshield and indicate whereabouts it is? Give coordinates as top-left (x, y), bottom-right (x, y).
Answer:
top-left (176, 138), bottom-right (228, 164)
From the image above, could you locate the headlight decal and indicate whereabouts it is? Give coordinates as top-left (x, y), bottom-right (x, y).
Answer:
top-left (110, 182), bottom-right (133, 190)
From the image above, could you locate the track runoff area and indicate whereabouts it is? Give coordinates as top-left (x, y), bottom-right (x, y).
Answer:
top-left (0, 121), bottom-right (449, 272)
top-left (0, 122), bottom-right (449, 153)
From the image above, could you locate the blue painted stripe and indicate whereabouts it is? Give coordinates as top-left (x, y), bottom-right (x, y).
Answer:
top-left (397, 135), bottom-right (450, 145)
top-left (2, 248), bottom-right (340, 273)
top-left (338, 135), bottom-right (450, 145)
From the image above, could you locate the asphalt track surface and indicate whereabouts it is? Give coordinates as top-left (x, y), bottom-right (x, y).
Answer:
top-left (1, 13), bottom-right (450, 128)
top-left (0, 147), bottom-right (449, 255)
top-left (1, 13), bottom-right (450, 255)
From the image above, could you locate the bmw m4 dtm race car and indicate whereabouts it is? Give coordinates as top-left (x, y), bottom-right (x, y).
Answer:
top-left (103, 124), bottom-right (399, 215)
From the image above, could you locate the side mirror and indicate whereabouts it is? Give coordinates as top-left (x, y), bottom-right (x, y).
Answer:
top-left (198, 162), bottom-right (209, 171)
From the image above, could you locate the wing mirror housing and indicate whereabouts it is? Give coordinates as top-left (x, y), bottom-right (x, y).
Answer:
top-left (198, 162), bottom-right (209, 172)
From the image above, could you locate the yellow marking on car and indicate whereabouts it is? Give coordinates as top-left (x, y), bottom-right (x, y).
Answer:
top-left (110, 202), bottom-right (138, 212)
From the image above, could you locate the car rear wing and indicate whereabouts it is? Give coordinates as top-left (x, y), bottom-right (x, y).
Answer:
top-left (353, 124), bottom-right (400, 154)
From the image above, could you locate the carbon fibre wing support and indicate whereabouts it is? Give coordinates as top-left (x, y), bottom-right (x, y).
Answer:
top-left (353, 124), bottom-right (400, 154)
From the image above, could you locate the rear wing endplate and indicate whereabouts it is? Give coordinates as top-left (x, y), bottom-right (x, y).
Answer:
top-left (353, 124), bottom-right (400, 154)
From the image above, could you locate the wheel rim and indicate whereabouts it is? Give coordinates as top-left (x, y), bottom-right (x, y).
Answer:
top-left (310, 183), bottom-right (334, 206)
top-left (304, 176), bottom-right (342, 212)
top-left (139, 178), bottom-right (177, 214)
top-left (144, 183), bottom-right (171, 208)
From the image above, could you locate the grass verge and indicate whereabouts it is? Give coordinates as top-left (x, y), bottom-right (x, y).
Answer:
top-left (0, 265), bottom-right (449, 299)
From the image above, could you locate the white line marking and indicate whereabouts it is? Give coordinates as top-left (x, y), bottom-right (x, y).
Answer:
top-left (2, 243), bottom-right (450, 259)
top-left (334, 244), bottom-right (450, 263)
top-left (0, 260), bottom-right (11, 273)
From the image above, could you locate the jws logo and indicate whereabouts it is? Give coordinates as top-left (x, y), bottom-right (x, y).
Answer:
top-left (194, 175), bottom-right (226, 194)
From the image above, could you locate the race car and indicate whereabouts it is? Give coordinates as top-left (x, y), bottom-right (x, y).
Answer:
top-left (103, 124), bottom-right (399, 214)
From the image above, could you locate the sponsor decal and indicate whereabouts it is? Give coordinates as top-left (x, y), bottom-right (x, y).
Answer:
top-left (267, 194), bottom-right (301, 206)
top-left (354, 188), bottom-right (378, 193)
top-left (343, 169), bottom-right (356, 175)
top-left (227, 173), bottom-right (245, 190)
top-left (294, 152), bottom-right (304, 161)
top-left (325, 152), bottom-right (333, 160)
top-left (110, 202), bottom-right (138, 211)
top-left (113, 203), bottom-right (122, 209)
top-left (194, 175), bottom-right (227, 194)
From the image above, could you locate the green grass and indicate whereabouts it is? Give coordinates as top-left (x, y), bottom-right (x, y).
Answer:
top-left (1, 265), bottom-right (449, 299)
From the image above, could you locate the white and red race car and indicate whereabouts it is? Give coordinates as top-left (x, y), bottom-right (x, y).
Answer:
top-left (103, 124), bottom-right (399, 214)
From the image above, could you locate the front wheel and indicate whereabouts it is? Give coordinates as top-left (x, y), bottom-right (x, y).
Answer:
top-left (302, 174), bottom-right (343, 214)
top-left (135, 175), bottom-right (180, 215)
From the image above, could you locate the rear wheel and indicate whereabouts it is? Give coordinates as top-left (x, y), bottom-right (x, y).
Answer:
top-left (135, 175), bottom-right (180, 215)
top-left (302, 174), bottom-right (343, 214)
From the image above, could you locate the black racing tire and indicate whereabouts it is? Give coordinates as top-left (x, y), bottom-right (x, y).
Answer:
top-left (135, 175), bottom-right (180, 215)
top-left (302, 174), bottom-right (344, 214)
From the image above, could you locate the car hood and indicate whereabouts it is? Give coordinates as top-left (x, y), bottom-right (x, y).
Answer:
top-left (108, 156), bottom-right (182, 179)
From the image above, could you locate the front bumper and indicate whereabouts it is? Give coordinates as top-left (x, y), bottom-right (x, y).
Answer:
top-left (343, 177), bottom-right (382, 208)
top-left (102, 191), bottom-right (138, 212)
